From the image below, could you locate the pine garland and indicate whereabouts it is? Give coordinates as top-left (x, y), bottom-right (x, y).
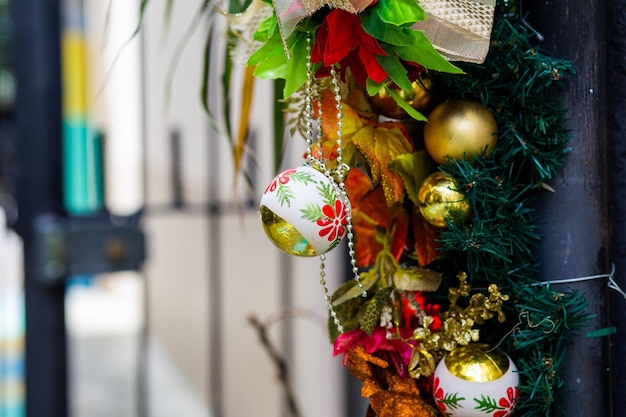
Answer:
top-left (436, 2), bottom-right (592, 415)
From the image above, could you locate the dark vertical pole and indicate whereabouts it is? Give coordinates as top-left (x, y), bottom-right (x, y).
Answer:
top-left (11, 1), bottom-right (68, 417)
top-left (527, 0), bottom-right (611, 416)
top-left (608, 0), bottom-right (626, 415)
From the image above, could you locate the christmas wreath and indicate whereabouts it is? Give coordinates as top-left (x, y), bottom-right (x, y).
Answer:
top-left (217, 0), bottom-right (593, 415)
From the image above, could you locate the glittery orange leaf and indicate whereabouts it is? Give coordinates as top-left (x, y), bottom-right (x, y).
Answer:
top-left (351, 123), bottom-right (413, 206)
top-left (346, 171), bottom-right (409, 267)
top-left (316, 90), bottom-right (364, 143)
top-left (345, 346), bottom-right (438, 417)
top-left (413, 211), bottom-right (441, 267)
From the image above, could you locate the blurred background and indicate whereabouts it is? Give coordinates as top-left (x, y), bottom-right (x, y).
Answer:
top-left (0, 0), bottom-right (365, 416)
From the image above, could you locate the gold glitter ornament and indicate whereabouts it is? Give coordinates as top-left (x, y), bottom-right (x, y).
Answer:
top-left (433, 343), bottom-right (519, 417)
top-left (423, 99), bottom-right (498, 164)
top-left (417, 171), bottom-right (471, 228)
top-left (369, 75), bottom-right (438, 119)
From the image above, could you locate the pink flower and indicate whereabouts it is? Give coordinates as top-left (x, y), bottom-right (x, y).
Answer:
top-left (333, 327), bottom-right (415, 377)
top-left (317, 199), bottom-right (347, 241)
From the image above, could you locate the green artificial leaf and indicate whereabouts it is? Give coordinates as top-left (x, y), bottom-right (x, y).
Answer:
top-left (253, 55), bottom-right (288, 79)
top-left (328, 279), bottom-right (370, 342)
top-left (163, 0), bottom-right (174, 38)
top-left (361, 12), bottom-right (413, 46)
top-left (272, 79), bottom-right (287, 173)
top-left (385, 88), bottom-right (428, 121)
top-left (284, 32), bottom-right (309, 97)
top-left (377, 51), bottom-right (412, 91)
top-left (375, 0), bottom-right (426, 26)
top-left (360, 286), bottom-right (393, 335)
top-left (395, 31), bottom-right (463, 74)
top-left (199, 20), bottom-right (223, 134)
top-left (332, 269), bottom-right (380, 306)
top-left (393, 266), bottom-right (442, 292)
top-left (248, 31), bottom-right (283, 66)
top-left (366, 78), bottom-right (386, 96)
top-left (388, 151), bottom-right (434, 204)
top-left (253, 13), bottom-right (277, 42)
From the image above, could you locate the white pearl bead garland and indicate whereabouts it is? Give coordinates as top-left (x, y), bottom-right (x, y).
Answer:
top-left (304, 34), bottom-right (367, 334)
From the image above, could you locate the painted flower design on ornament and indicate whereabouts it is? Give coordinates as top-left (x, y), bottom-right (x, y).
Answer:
top-left (433, 376), bottom-right (464, 416)
top-left (494, 386), bottom-right (519, 417)
top-left (317, 199), bottom-right (347, 241)
top-left (433, 376), bottom-right (447, 414)
top-left (264, 168), bottom-right (298, 194)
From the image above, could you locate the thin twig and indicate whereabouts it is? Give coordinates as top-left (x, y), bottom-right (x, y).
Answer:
top-left (248, 314), bottom-right (303, 417)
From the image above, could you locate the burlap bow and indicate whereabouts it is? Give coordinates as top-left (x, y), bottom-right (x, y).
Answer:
top-left (272, 0), bottom-right (496, 63)
top-left (413, 0), bottom-right (496, 63)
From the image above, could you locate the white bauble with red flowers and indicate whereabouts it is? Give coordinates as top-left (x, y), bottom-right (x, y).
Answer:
top-left (432, 343), bottom-right (519, 417)
top-left (259, 164), bottom-right (349, 257)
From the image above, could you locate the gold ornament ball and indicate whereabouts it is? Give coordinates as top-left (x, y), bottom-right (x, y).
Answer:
top-left (423, 99), bottom-right (498, 164)
top-left (370, 75), bottom-right (437, 119)
top-left (433, 344), bottom-right (520, 417)
top-left (444, 343), bottom-right (510, 382)
top-left (417, 172), bottom-right (470, 228)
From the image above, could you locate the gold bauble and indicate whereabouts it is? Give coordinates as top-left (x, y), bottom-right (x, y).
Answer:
top-left (423, 99), bottom-right (498, 164)
top-left (417, 172), bottom-right (470, 228)
top-left (433, 343), bottom-right (520, 417)
top-left (444, 343), bottom-right (510, 382)
top-left (370, 75), bottom-right (437, 119)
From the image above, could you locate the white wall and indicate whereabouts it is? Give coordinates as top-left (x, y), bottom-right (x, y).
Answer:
top-left (139, 1), bottom-right (346, 416)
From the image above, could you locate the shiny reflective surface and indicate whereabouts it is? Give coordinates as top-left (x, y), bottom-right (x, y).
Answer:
top-left (444, 343), bottom-right (510, 382)
top-left (259, 205), bottom-right (316, 257)
top-left (424, 98), bottom-right (498, 164)
top-left (418, 172), bottom-right (470, 228)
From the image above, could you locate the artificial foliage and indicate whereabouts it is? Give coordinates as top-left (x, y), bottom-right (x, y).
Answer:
top-left (266, 1), bottom-right (592, 415)
top-left (152, 0), bottom-right (596, 414)
top-left (432, 6), bottom-right (591, 414)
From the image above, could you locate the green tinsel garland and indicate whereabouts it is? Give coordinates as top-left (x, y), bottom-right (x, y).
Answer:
top-left (436, 2), bottom-right (592, 415)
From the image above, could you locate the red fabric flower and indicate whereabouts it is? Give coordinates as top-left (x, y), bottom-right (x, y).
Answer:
top-left (317, 199), bottom-right (347, 241)
top-left (401, 292), bottom-right (442, 333)
top-left (312, 9), bottom-right (387, 86)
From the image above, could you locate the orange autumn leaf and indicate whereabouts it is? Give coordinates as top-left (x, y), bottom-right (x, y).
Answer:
top-left (345, 166), bottom-right (374, 204)
top-left (347, 170), bottom-right (409, 267)
top-left (316, 90), bottom-right (364, 143)
top-left (413, 210), bottom-right (441, 267)
top-left (351, 124), bottom-right (413, 206)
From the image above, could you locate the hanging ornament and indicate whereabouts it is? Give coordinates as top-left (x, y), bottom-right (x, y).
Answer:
top-left (432, 343), bottom-right (519, 417)
top-left (259, 35), bottom-right (366, 336)
top-left (417, 171), bottom-right (470, 228)
top-left (369, 74), bottom-right (438, 119)
top-left (259, 164), bottom-right (349, 257)
top-left (423, 99), bottom-right (498, 164)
